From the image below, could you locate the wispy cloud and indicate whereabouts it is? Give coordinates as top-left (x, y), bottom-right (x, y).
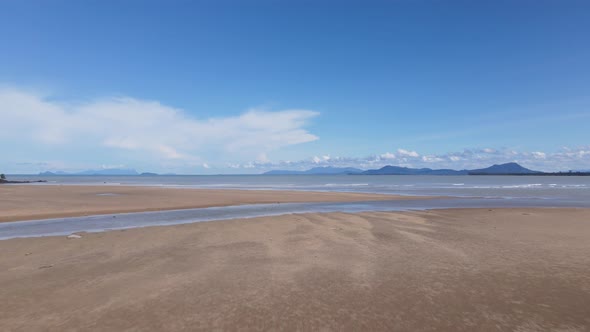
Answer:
top-left (0, 87), bottom-right (319, 170)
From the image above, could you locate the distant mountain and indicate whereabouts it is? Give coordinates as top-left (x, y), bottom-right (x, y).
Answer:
top-left (265, 163), bottom-right (544, 176)
top-left (360, 162), bottom-right (542, 175)
top-left (362, 166), bottom-right (468, 175)
top-left (467, 162), bottom-right (541, 175)
top-left (264, 167), bottom-right (363, 175)
top-left (39, 171), bottom-right (68, 176)
top-left (77, 168), bottom-right (139, 175)
top-left (39, 168), bottom-right (139, 176)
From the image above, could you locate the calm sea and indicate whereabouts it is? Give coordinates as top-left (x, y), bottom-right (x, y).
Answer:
top-left (10, 174), bottom-right (590, 202)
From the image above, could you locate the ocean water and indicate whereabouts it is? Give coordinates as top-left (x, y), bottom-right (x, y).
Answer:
top-left (10, 174), bottom-right (590, 202)
top-left (3, 174), bottom-right (590, 239)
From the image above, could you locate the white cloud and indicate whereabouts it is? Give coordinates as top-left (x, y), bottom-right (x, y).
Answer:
top-left (240, 147), bottom-right (590, 173)
top-left (3, 87), bottom-right (589, 174)
top-left (153, 144), bottom-right (187, 160)
top-left (0, 88), bottom-right (319, 167)
top-left (101, 164), bottom-right (126, 169)
top-left (311, 155), bottom-right (331, 164)
top-left (397, 149), bottom-right (419, 157)
top-left (421, 155), bottom-right (443, 163)
top-left (380, 152), bottom-right (396, 160)
top-left (257, 153), bottom-right (270, 163)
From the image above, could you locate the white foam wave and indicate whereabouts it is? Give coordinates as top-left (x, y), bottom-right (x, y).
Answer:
top-left (324, 183), bottom-right (369, 187)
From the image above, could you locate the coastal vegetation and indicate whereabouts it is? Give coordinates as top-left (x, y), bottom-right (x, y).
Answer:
top-left (0, 174), bottom-right (46, 184)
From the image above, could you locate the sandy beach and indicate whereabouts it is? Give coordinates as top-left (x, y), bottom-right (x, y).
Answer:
top-left (1, 207), bottom-right (589, 331)
top-left (0, 185), bottom-right (413, 222)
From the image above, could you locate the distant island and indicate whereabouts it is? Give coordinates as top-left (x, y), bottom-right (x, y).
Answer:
top-left (264, 163), bottom-right (590, 176)
top-left (23, 163), bottom-right (590, 177)
top-left (38, 169), bottom-right (174, 176)
top-left (40, 168), bottom-right (140, 176)
top-left (363, 162), bottom-right (542, 175)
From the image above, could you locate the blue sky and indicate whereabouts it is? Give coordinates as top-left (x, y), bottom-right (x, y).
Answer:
top-left (1, 0), bottom-right (589, 173)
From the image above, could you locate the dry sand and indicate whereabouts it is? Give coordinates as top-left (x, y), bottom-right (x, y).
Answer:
top-left (1, 208), bottom-right (589, 331)
top-left (0, 185), bottom-right (411, 222)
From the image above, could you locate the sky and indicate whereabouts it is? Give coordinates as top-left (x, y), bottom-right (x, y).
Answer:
top-left (1, 0), bottom-right (589, 174)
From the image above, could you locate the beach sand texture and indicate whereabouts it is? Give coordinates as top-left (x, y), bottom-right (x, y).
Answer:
top-left (1, 208), bottom-right (589, 331)
top-left (0, 185), bottom-right (412, 222)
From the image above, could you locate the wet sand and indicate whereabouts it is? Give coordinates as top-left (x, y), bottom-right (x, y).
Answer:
top-left (0, 185), bottom-right (412, 222)
top-left (1, 208), bottom-right (589, 331)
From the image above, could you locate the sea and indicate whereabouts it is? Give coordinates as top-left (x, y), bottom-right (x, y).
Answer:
top-left (9, 174), bottom-right (590, 202)
top-left (3, 174), bottom-right (589, 239)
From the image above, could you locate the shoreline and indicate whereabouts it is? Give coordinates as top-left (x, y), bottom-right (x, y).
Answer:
top-left (0, 185), bottom-right (432, 223)
top-left (1, 208), bottom-right (589, 330)
top-left (1, 205), bottom-right (586, 241)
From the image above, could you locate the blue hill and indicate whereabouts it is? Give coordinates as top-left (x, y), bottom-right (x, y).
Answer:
top-left (40, 168), bottom-right (139, 176)
top-left (467, 162), bottom-right (541, 175)
top-left (361, 162), bottom-right (541, 175)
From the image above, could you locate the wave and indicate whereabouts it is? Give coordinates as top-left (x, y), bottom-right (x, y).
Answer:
top-left (324, 183), bottom-right (369, 187)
